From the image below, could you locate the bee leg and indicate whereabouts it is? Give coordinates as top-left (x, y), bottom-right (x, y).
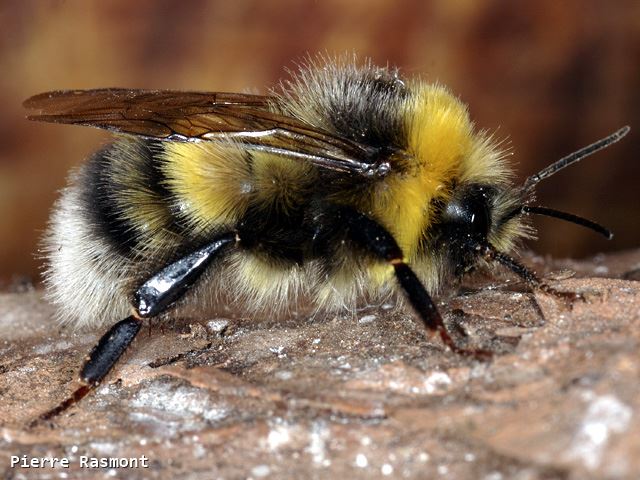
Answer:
top-left (336, 206), bottom-right (493, 360)
top-left (32, 233), bottom-right (238, 426)
top-left (480, 244), bottom-right (583, 304)
top-left (32, 316), bottom-right (142, 425)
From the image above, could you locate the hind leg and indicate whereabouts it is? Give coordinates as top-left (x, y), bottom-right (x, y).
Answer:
top-left (33, 233), bottom-right (238, 425)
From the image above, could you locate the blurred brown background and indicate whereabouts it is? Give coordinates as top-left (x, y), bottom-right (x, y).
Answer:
top-left (0, 0), bottom-right (638, 285)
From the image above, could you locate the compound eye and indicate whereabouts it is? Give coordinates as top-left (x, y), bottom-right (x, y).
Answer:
top-left (468, 196), bottom-right (490, 237)
top-left (466, 189), bottom-right (491, 236)
top-left (443, 186), bottom-right (493, 240)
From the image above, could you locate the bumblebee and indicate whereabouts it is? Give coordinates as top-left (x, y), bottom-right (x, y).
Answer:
top-left (24, 58), bottom-right (628, 422)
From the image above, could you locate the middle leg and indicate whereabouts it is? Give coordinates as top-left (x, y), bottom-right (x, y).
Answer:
top-left (323, 205), bottom-right (493, 360)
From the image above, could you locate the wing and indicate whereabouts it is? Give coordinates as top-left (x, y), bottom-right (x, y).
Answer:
top-left (24, 89), bottom-right (388, 177)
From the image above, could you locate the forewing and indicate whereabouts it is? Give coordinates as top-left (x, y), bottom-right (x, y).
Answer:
top-left (24, 89), bottom-right (384, 176)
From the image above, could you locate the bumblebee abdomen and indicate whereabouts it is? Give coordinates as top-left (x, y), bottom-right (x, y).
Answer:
top-left (45, 136), bottom-right (322, 326)
top-left (79, 137), bottom-right (319, 258)
top-left (162, 140), bottom-right (319, 266)
top-left (81, 139), bottom-right (176, 256)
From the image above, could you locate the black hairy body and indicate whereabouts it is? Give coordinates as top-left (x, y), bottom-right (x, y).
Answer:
top-left (24, 57), bottom-right (626, 423)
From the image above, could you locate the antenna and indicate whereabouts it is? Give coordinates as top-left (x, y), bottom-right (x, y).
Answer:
top-left (524, 126), bottom-right (630, 191)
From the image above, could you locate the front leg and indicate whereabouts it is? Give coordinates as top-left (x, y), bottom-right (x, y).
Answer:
top-left (33, 233), bottom-right (238, 425)
top-left (332, 205), bottom-right (492, 360)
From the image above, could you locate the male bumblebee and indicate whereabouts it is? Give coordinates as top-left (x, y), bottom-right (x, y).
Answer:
top-left (24, 58), bottom-right (628, 423)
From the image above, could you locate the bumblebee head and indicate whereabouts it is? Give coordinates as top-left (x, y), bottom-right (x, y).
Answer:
top-left (433, 126), bottom-right (629, 278)
top-left (434, 183), bottom-right (510, 275)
